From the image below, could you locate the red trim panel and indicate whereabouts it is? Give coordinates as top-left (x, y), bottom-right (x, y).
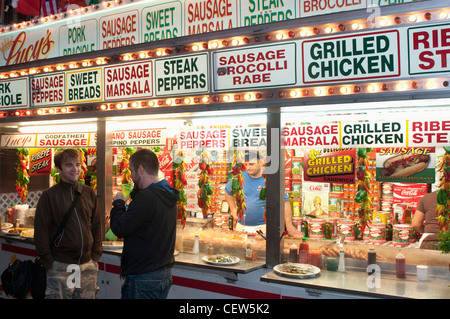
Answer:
top-left (2, 243), bottom-right (36, 257)
top-left (172, 276), bottom-right (280, 299)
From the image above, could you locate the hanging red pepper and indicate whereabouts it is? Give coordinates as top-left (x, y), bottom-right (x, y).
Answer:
top-left (356, 148), bottom-right (374, 235)
top-left (230, 151), bottom-right (247, 222)
top-left (174, 151), bottom-right (187, 228)
top-left (15, 148), bottom-right (30, 203)
top-left (198, 151), bottom-right (213, 218)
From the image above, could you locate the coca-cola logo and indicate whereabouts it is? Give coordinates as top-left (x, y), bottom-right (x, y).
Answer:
top-left (400, 189), bottom-right (419, 196)
top-left (308, 185), bottom-right (323, 191)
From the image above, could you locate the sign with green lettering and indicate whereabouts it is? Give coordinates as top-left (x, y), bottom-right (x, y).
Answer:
top-left (59, 19), bottom-right (97, 56)
top-left (302, 30), bottom-right (400, 84)
top-left (0, 78), bottom-right (28, 109)
top-left (66, 68), bottom-right (103, 104)
top-left (155, 53), bottom-right (209, 96)
top-left (240, 0), bottom-right (296, 26)
top-left (142, 0), bottom-right (182, 42)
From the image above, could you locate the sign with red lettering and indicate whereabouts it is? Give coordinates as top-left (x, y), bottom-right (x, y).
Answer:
top-left (375, 147), bottom-right (435, 183)
top-left (36, 133), bottom-right (94, 147)
top-left (29, 148), bottom-right (52, 176)
top-left (213, 42), bottom-right (296, 91)
top-left (300, 0), bottom-right (365, 17)
top-left (283, 124), bottom-right (340, 148)
top-left (408, 120), bottom-right (450, 146)
top-left (303, 148), bottom-right (356, 184)
top-left (0, 78), bottom-right (29, 109)
top-left (179, 128), bottom-right (229, 149)
top-left (31, 73), bottom-right (65, 107)
top-left (0, 29), bottom-right (56, 66)
top-left (0, 133), bottom-right (35, 148)
top-left (104, 61), bottom-right (153, 101)
top-left (408, 23), bottom-right (450, 75)
top-left (100, 10), bottom-right (139, 49)
top-left (112, 128), bottom-right (165, 146)
top-left (185, 0), bottom-right (238, 35)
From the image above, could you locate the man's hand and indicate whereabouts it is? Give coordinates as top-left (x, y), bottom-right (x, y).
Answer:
top-left (286, 225), bottom-right (303, 238)
top-left (113, 192), bottom-right (126, 202)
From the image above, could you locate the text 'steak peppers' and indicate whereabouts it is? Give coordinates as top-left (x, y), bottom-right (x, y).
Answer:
top-left (15, 148), bottom-right (29, 203)
top-left (197, 151), bottom-right (214, 218)
top-left (174, 151), bottom-right (188, 228)
top-left (354, 148), bottom-right (374, 235)
top-left (230, 151), bottom-right (247, 222)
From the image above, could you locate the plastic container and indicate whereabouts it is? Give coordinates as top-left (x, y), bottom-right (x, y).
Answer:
top-left (310, 248), bottom-right (321, 267)
top-left (289, 244), bottom-right (298, 263)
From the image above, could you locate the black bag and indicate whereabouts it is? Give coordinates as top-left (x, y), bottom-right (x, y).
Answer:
top-left (31, 258), bottom-right (47, 299)
top-left (1, 258), bottom-right (47, 299)
top-left (1, 259), bottom-right (33, 299)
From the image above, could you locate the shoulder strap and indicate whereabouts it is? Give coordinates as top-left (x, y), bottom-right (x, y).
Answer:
top-left (51, 183), bottom-right (83, 248)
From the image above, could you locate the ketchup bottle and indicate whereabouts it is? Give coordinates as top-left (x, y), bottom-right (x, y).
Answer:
top-left (298, 237), bottom-right (309, 264)
top-left (396, 249), bottom-right (406, 278)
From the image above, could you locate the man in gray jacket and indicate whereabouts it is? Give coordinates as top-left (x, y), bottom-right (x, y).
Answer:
top-left (35, 149), bottom-right (103, 299)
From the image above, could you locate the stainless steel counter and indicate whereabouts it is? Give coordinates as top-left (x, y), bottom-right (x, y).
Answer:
top-left (103, 248), bottom-right (266, 274)
top-left (261, 268), bottom-right (450, 299)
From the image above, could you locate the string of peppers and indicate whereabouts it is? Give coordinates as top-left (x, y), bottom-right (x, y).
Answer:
top-left (15, 148), bottom-right (30, 203)
top-left (174, 151), bottom-right (188, 228)
top-left (119, 147), bottom-right (135, 198)
top-left (436, 146), bottom-right (450, 253)
top-left (87, 148), bottom-right (97, 190)
top-left (197, 151), bottom-right (214, 218)
top-left (79, 148), bottom-right (88, 184)
top-left (354, 148), bottom-right (374, 235)
top-left (230, 151), bottom-right (247, 222)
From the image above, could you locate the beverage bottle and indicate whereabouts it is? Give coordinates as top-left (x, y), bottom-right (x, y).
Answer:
top-left (298, 237), bottom-right (309, 264)
top-left (396, 249), bottom-right (406, 278)
top-left (301, 218), bottom-right (309, 237)
top-left (386, 216), bottom-right (393, 241)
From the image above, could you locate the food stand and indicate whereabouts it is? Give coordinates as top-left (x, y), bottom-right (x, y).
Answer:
top-left (0, 0), bottom-right (449, 299)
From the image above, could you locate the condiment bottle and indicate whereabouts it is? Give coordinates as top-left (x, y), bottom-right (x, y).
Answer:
top-left (298, 237), bottom-right (309, 264)
top-left (192, 234), bottom-right (199, 254)
top-left (385, 216), bottom-right (393, 241)
top-left (367, 247), bottom-right (377, 275)
top-left (289, 244), bottom-right (298, 263)
top-left (396, 249), bottom-right (406, 278)
top-left (338, 244), bottom-right (345, 272)
top-left (245, 241), bottom-right (253, 260)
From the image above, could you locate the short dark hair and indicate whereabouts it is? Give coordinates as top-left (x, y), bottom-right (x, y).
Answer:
top-left (54, 149), bottom-right (81, 169)
top-left (245, 151), bottom-right (261, 162)
top-left (130, 148), bottom-right (159, 176)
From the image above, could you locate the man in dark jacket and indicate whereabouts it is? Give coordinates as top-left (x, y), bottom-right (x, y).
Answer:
top-left (110, 148), bottom-right (179, 299)
top-left (35, 149), bottom-right (103, 299)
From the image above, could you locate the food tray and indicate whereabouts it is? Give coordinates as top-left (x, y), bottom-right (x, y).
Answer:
top-left (273, 263), bottom-right (320, 279)
top-left (202, 254), bottom-right (240, 266)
